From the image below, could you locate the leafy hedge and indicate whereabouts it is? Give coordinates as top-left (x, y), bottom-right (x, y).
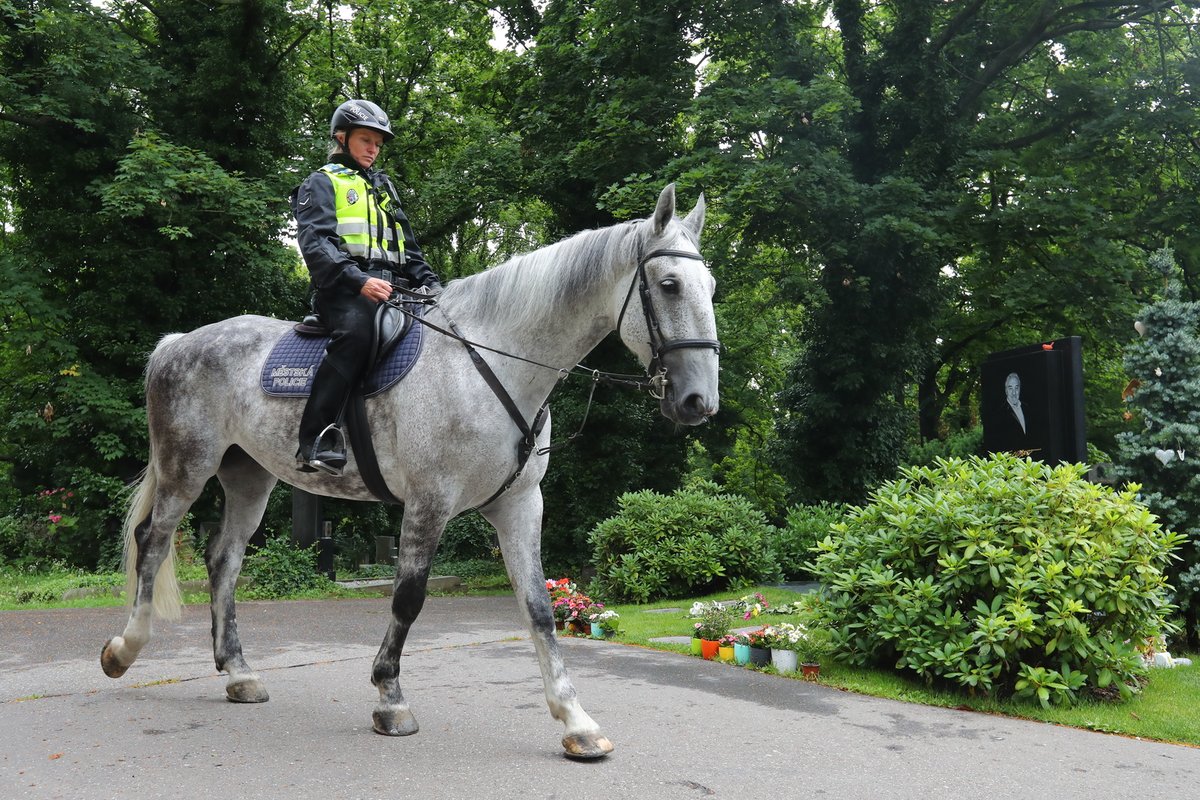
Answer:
top-left (588, 481), bottom-right (782, 603)
top-left (809, 455), bottom-right (1183, 706)
top-left (241, 535), bottom-right (335, 599)
top-left (775, 503), bottom-right (846, 580)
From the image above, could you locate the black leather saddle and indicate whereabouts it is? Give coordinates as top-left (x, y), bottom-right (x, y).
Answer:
top-left (294, 297), bottom-right (411, 369)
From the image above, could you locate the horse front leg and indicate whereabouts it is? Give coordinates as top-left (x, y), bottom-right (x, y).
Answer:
top-left (370, 507), bottom-right (444, 736)
top-left (484, 490), bottom-right (614, 760)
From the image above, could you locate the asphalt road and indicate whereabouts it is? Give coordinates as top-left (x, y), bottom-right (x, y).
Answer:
top-left (1, 595), bottom-right (1196, 800)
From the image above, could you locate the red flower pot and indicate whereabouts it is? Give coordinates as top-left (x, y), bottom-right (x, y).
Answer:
top-left (700, 639), bottom-right (720, 660)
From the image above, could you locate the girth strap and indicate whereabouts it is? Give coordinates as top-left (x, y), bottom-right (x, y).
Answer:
top-left (346, 392), bottom-right (404, 506)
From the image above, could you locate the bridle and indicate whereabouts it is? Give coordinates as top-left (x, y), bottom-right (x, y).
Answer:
top-left (615, 247), bottom-right (722, 400)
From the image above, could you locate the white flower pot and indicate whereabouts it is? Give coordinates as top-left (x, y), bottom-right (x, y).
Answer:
top-left (771, 648), bottom-right (798, 674)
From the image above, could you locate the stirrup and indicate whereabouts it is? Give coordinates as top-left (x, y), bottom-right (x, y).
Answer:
top-left (298, 424), bottom-right (347, 477)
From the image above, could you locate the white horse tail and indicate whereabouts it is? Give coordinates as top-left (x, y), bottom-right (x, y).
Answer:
top-left (122, 333), bottom-right (186, 622)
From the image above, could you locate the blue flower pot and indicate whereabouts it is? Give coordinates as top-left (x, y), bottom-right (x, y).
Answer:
top-left (733, 642), bottom-right (751, 666)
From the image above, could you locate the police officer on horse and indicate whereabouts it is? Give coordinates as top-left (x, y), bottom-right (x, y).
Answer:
top-left (290, 99), bottom-right (442, 476)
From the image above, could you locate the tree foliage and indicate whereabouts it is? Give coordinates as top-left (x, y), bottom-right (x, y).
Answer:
top-left (1114, 247), bottom-right (1200, 646)
top-left (0, 0), bottom-right (307, 564)
top-left (2, 0), bottom-right (1198, 571)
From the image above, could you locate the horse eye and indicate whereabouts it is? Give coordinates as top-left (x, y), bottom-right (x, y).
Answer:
top-left (659, 278), bottom-right (680, 294)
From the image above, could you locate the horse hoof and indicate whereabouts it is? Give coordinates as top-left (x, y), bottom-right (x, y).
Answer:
top-left (372, 706), bottom-right (420, 736)
top-left (226, 677), bottom-right (269, 704)
top-left (562, 732), bottom-right (614, 760)
top-left (100, 638), bottom-right (129, 679)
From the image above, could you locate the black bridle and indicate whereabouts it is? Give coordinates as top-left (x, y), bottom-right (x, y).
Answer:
top-left (616, 248), bottom-right (722, 399)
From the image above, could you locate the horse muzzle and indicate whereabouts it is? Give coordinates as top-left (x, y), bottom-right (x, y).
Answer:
top-left (662, 390), bottom-right (718, 426)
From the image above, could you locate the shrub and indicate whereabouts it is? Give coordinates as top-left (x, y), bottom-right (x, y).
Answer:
top-left (438, 512), bottom-right (498, 561)
top-left (775, 503), bottom-right (846, 580)
top-left (809, 454), bottom-right (1183, 707)
top-left (588, 481), bottom-right (782, 603)
top-left (240, 535), bottom-right (334, 599)
top-left (902, 427), bottom-right (984, 468)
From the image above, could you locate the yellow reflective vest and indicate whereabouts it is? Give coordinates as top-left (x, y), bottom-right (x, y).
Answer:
top-left (319, 163), bottom-right (404, 265)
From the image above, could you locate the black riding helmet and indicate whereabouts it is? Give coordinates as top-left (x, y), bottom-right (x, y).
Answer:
top-left (329, 99), bottom-right (394, 142)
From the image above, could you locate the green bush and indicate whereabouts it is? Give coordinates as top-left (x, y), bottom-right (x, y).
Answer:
top-left (775, 503), bottom-right (846, 580)
top-left (588, 480), bottom-right (782, 603)
top-left (903, 427), bottom-right (984, 468)
top-left (438, 512), bottom-right (498, 561)
top-left (809, 454), bottom-right (1183, 707)
top-left (240, 535), bottom-right (334, 599)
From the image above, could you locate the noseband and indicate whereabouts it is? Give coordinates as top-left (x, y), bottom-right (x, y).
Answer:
top-left (617, 248), bottom-right (722, 400)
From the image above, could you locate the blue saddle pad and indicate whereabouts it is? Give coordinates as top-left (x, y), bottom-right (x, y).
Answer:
top-left (260, 307), bottom-right (425, 398)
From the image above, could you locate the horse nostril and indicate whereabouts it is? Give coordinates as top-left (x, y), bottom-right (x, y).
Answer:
top-left (682, 394), bottom-right (712, 419)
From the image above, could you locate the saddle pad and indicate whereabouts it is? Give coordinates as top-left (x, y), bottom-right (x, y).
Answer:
top-left (260, 307), bottom-right (425, 398)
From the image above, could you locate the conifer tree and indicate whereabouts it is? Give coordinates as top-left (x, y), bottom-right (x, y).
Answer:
top-left (1114, 246), bottom-right (1200, 647)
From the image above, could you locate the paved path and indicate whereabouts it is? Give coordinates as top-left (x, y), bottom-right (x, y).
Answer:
top-left (1, 596), bottom-right (1196, 799)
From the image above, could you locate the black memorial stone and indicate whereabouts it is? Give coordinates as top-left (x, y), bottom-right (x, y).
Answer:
top-left (980, 336), bottom-right (1086, 465)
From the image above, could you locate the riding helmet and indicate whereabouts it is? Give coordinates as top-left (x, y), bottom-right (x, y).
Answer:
top-left (329, 99), bottom-right (394, 142)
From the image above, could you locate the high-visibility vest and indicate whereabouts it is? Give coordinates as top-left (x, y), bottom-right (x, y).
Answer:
top-left (319, 163), bottom-right (404, 265)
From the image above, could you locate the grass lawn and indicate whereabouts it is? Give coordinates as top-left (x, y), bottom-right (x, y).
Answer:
top-left (602, 584), bottom-right (1200, 748)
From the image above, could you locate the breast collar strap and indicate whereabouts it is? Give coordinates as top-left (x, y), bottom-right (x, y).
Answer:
top-left (616, 248), bottom-right (722, 400)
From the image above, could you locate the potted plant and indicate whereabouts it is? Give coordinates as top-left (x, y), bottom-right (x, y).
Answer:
top-left (565, 593), bottom-right (594, 634)
top-left (732, 632), bottom-right (753, 666)
top-left (767, 622), bottom-right (804, 674)
top-left (546, 578), bottom-right (576, 631)
top-left (746, 627), bottom-right (772, 667)
top-left (591, 609), bottom-right (620, 639)
top-left (583, 602), bottom-right (605, 637)
top-left (718, 633), bottom-right (737, 663)
top-left (693, 605), bottom-right (733, 659)
top-left (794, 627), bottom-right (832, 680)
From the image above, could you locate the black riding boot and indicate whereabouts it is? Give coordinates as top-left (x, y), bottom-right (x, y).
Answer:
top-left (296, 359), bottom-right (352, 476)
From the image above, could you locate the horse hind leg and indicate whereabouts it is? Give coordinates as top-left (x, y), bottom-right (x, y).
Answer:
top-left (483, 491), bottom-right (613, 759)
top-left (207, 447), bottom-right (278, 703)
top-left (101, 462), bottom-right (197, 679)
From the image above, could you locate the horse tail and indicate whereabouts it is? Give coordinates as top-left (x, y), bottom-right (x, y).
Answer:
top-left (122, 333), bottom-right (186, 622)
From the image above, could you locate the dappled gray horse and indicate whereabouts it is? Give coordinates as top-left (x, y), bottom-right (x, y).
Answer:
top-left (100, 184), bottom-right (719, 759)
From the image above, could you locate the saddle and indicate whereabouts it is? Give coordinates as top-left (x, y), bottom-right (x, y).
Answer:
top-left (262, 302), bottom-right (424, 398)
top-left (262, 300), bottom-right (427, 506)
top-left (294, 299), bottom-right (411, 366)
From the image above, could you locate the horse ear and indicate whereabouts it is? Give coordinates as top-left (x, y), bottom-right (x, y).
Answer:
top-left (652, 184), bottom-right (676, 235)
top-left (683, 193), bottom-right (706, 238)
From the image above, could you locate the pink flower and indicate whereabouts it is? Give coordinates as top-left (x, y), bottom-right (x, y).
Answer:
top-left (49, 514), bottom-right (62, 524)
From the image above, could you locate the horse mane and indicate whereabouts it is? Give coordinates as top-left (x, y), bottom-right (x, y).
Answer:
top-left (440, 220), bottom-right (644, 332)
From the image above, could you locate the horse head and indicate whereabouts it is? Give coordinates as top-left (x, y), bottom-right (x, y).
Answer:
top-left (618, 184), bottom-right (720, 426)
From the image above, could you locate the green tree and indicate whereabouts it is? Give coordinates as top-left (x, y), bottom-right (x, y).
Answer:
top-left (1114, 247), bottom-right (1200, 647)
top-left (766, 1), bottom-right (1195, 503)
top-left (504, 0), bottom-right (713, 564)
top-left (0, 0), bottom-right (307, 565)
top-left (915, 6), bottom-right (1200, 450)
